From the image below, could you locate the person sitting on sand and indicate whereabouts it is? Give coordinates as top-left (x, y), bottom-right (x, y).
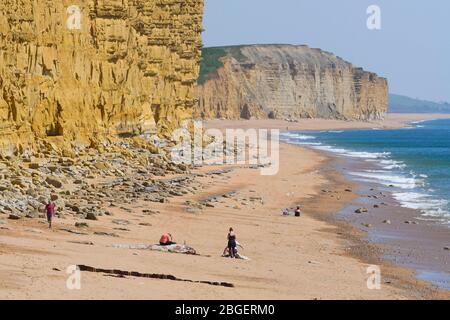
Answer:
top-left (159, 233), bottom-right (176, 246)
top-left (282, 208), bottom-right (289, 216)
top-left (295, 206), bottom-right (301, 217)
top-left (227, 228), bottom-right (237, 258)
top-left (45, 200), bottom-right (56, 229)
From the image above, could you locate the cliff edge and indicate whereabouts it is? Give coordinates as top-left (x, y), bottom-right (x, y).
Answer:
top-left (196, 45), bottom-right (388, 121)
top-left (0, 0), bottom-right (203, 155)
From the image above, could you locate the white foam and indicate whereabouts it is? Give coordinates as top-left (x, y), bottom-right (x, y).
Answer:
top-left (311, 145), bottom-right (390, 160)
top-left (393, 192), bottom-right (450, 219)
top-left (411, 119), bottom-right (432, 125)
top-left (312, 145), bottom-right (349, 154)
top-left (383, 164), bottom-right (407, 170)
top-left (346, 151), bottom-right (390, 159)
top-left (379, 159), bottom-right (406, 170)
top-left (349, 171), bottom-right (420, 189)
top-left (280, 132), bottom-right (297, 138)
top-left (280, 133), bottom-right (316, 140)
top-left (282, 130), bottom-right (450, 225)
top-left (296, 142), bottom-right (323, 146)
top-left (295, 134), bottom-right (316, 140)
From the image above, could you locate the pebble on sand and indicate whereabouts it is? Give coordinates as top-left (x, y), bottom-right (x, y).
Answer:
top-left (85, 212), bottom-right (98, 221)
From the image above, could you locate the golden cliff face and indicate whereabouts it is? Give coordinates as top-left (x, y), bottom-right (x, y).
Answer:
top-left (197, 45), bottom-right (388, 121)
top-left (0, 0), bottom-right (203, 155)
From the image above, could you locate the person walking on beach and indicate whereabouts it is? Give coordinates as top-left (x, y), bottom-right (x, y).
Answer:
top-left (159, 233), bottom-right (176, 246)
top-left (45, 200), bottom-right (56, 229)
top-left (295, 206), bottom-right (301, 217)
top-left (227, 227), bottom-right (237, 258)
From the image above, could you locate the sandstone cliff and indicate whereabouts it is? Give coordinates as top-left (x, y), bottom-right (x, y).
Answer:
top-left (0, 0), bottom-right (203, 155)
top-left (196, 45), bottom-right (388, 121)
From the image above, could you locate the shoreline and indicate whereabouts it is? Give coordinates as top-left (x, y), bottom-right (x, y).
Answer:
top-left (0, 144), bottom-right (413, 299)
top-left (204, 113), bottom-right (450, 132)
top-left (292, 149), bottom-right (449, 298)
top-left (334, 155), bottom-right (450, 291)
top-left (0, 113), bottom-right (449, 299)
top-left (302, 146), bottom-right (450, 296)
top-left (273, 115), bottom-right (450, 294)
top-left (204, 113), bottom-right (450, 298)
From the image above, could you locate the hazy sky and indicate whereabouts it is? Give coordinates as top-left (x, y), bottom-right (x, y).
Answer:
top-left (203, 0), bottom-right (450, 102)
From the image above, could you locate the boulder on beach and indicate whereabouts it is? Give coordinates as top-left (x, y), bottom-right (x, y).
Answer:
top-left (355, 208), bottom-right (368, 214)
top-left (45, 177), bottom-right (63, 188)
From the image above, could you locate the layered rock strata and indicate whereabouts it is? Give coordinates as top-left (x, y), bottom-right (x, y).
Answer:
top-left (0, 0), bottom-right (204, 155)
top-left (196, 45), bottom-right (388, 120)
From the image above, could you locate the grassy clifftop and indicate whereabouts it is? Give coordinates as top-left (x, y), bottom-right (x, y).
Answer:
top-left (198, 47), bottom-right (227, 84)
top-left (198, 46), bottom-right (249, 84)
top-left (196, 44), bottom-right (388, 120)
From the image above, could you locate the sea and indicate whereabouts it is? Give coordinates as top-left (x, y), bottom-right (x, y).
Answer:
top-left (281, 119), bottom-right (450, 227)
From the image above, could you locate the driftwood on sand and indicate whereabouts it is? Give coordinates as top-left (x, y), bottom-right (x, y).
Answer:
top-left (111, 243), bottom-right (197, 255)
top-left (77, 265), bottom-right (234, 288)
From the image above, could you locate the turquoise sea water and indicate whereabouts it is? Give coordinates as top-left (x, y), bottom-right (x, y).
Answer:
top-left (281, 119), bottom-right (450, 226)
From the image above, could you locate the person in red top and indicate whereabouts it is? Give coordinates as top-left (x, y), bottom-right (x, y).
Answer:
top-left (159, 233), bottom-right (176, 246)
top-left (45, 200), bottom-right (56, 229)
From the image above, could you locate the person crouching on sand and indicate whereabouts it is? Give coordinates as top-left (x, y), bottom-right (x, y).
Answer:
top-left (159, 233), bottom-right (176, 246)
top-left (227, 228), bottom-right (237, 258)
top-left (223, 239), bottom-right (244, 257)
top-left (45, 200), bottom-right (56, 229)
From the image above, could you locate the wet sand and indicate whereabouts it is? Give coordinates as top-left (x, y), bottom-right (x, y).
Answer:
top-left (330, 153), bottom-right (450, 290)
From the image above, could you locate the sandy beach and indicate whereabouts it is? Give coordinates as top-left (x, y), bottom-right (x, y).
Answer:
top-left (204, 113), bottom-right (450, 132)
top-left (1, 113), bottom-right (449, 300)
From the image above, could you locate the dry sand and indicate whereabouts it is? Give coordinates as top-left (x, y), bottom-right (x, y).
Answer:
top-left (0, 113), bottom-right (449, 300)
top-left (204, 113), bottom-right (450, 132)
